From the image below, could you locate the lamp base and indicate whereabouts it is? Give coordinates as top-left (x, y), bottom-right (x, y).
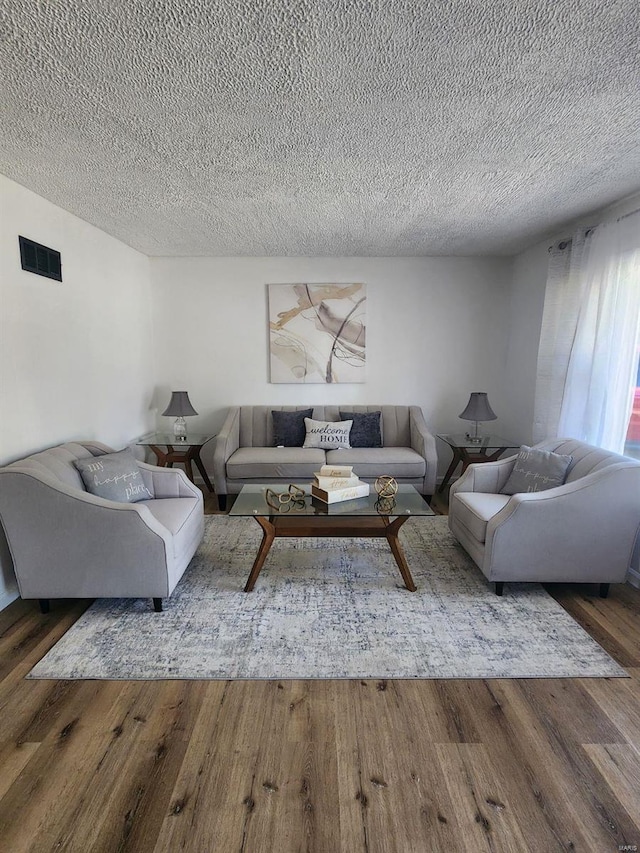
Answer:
top-left (173, 417), bottom-right (187, 441)
top-left (465, 433), bottom-right (483, 443)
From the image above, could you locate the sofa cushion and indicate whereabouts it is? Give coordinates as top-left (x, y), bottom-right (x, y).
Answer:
top-left (272, 408), bottom-right (313, 447)
top-left (450, 493), bottom-right (511, 542)
top-left (303, 418), bottom-right (352, 449)
top-left (339, 411), bottom-right (382, 448)
top-left (501, 445), bottom-right (573, 495)
top-left (227, 447), bottom-right (326, 480)
top-left (74, 450), bottom-right (153, 503)
top-left (325, 447), bottom-right (426, 479)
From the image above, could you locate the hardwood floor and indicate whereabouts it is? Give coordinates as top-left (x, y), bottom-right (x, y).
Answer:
top-left (1, 517), bottom-right (640, 850)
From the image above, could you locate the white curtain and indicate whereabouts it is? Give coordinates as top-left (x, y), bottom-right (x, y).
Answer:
top-left (532, 228), bottom-right (593, 444)
top-left (534, 211), bottom-right (640, 452)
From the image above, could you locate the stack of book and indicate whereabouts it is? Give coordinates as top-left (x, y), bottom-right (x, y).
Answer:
top-left (311, 464), bottom-right (370, 504)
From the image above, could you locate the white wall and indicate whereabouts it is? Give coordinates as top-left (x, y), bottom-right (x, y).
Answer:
top-left (150, 256), bottom-right (515, 473)
top-left (0, 175), bottom-right (156, 608)
top-left (500, 242), bottom-right (549, 445)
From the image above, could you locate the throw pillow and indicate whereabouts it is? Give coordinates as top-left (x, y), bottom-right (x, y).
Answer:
top-left (339, 411), bottom-right (382, 448)
top-left (74, 450), bottom-right (154, 503)
top-left (303, 418), bottom-right (352, 449)
top-left (272, 408), bottom-right (314, 447)
top-left (500, 445), bottom-right (573, 495)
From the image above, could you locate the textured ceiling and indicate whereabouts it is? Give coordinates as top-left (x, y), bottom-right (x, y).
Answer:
top-left (1, 0), bottom-right (639, 257)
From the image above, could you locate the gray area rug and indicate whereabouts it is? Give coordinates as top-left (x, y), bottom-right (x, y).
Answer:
top-left (28, 515), bottom-right (627, 680)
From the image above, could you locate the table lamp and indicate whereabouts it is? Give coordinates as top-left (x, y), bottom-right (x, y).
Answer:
top-left (162, 391), bottom-right (198, 441)
top-left (459, 392), bottom-right (496, 442)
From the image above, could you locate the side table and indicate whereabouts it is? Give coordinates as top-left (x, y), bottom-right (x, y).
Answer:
top-left (437, 434), bottom-right (519, 493)
top-left (136, 433), bottom-right (216, 493)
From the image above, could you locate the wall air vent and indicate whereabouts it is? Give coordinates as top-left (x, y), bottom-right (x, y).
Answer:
top-left (19, 236), bottom-right (62, 282)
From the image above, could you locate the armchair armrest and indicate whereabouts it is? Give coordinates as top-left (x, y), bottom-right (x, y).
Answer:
top-left (450, 455), bottom-right (517, 496)
top-left (213, 407), bottom-right (240, 494)
top-left (137, 462), bottom-right (203, 500)
top-left (485, 465), bottom-right (640, 582)
top-left (409, 406), bottom-right (437, 495)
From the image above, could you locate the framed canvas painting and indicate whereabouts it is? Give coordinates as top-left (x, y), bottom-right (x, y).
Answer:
top-left (268, 283), bottom-right (366, 383)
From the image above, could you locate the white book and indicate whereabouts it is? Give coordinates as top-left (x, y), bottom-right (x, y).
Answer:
top-left (311, 480), bottom-right (370, 504)
top-left (313, 472), bottom-right (360, 490)
top-left (318, 464), bottom-right (354, 478)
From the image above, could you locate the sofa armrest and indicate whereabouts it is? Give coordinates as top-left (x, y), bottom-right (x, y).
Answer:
top-left (409, 406), bottom-right (438, 494)
top-left (484, 465), bottom-right (640, 581)
top-left (450, 455), bottom-right (517, 496)
top-left (137, 462), bottom-right (203, 500)
top-left (213, 407), bottom-right (240, 494)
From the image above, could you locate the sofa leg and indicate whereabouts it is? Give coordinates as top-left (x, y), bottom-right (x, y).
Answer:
top-left (153, 598), bottom-right (163, 612)
top-left (218, 494), bottom-right (227, 511)
top-left (495, 582), bottom-right (504, 596)
top-left (599, 583), bottom-right (610, 599)
top-left (39, 599), bottom-right (50, 614)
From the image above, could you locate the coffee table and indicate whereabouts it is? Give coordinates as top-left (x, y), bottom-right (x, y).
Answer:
top-left (229, 483), bottom-right (434, 592)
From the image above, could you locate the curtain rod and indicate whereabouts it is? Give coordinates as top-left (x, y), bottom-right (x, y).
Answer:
top-left (549, 206), bottom-right (640, 251)
top-left (618, 207), bottom-right (640, 221)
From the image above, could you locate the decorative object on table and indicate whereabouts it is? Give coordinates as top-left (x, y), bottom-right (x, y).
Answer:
top-left (265, 484), bottom-right (307, 511)
top-left (268, 283), bottom-right (366, 384)
top-left (458, 392), bottom-right (497, 442)
top-left (311, 464), bottom-right (370, 503)
top-left (375, 495), bottom-right (397, 514)
top-left (375, 475), bottom-right (398, 498)
top-left (162, 391), bottom-right (198, 440)
top-left (27, 516), bottom-right (627, 681)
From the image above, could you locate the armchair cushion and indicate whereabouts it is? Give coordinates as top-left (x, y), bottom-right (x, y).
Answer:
top-left (450, 493), bottom-right (511, 542)
top-left (74, 450), bottom-right (154, 503)
top-left (500, 445), bottom-right (572, 495)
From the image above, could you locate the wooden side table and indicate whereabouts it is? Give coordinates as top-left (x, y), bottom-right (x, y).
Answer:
top-left (437, 434), bottom-right (519, 493)
top-left (136, 433), bottom-right (215, 493)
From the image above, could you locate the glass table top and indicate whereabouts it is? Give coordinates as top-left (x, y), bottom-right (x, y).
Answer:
top-left (136, 432), bottom-right (215, 448)
top-left (437, 433), bottom-right (519, 450)
top-left (229, 483), bottom-right (435, 518)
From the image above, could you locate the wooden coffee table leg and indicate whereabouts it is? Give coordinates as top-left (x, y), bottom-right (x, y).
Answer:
top-left (384, 516), bottom-right (417, 592)
top-left (244, 516), bottom-right (276, 592)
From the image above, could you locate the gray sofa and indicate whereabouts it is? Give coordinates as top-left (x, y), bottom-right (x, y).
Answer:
top-left (213, 405), bottom-right (437, 509)
top-left (0, 441), bottom-right (204, 612)
top-left (448, 438), bottom-right (640, 596)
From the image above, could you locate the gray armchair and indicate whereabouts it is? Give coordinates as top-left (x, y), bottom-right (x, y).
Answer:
top-left (0, 441), bottom-right (204, 612)
top-left (448, 438), bottom-right (640, 596)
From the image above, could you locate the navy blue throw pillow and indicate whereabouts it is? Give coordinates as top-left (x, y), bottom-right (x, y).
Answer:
top-left (272, 409), bottom-right (314, 446)
top-left (339, 411), bottom-right (382, 448)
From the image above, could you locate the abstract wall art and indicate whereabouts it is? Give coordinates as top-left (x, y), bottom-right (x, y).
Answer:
top-left (268, 283), bottom-right (366, 383)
